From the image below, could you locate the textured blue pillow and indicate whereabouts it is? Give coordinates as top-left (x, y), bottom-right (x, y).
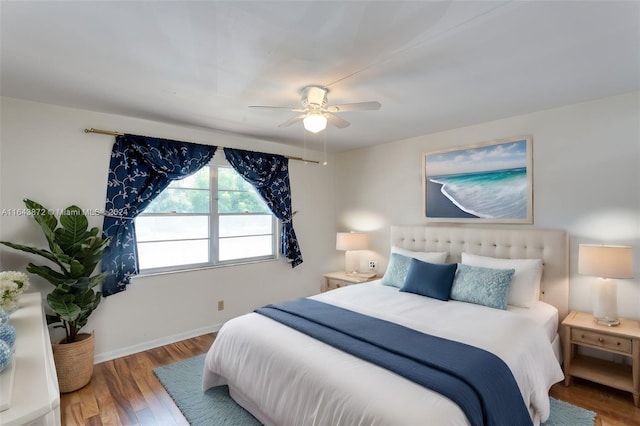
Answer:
top-left (381, 253), bottom-right (412, 288)
top-left (400, 258), bottom-right (458, 300)
top-left (450, 264), bottom-right (515, 310)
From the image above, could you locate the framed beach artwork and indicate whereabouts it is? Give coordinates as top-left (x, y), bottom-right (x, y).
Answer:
top-left (423, 135), bottom-right (533, 223)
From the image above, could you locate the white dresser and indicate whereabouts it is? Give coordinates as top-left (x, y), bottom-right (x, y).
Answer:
top-left (0, 292), bottom-right (60, 426)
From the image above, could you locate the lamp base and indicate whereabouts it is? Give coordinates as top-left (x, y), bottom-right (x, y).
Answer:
top-left (593, 316), bottom-right (620, 327)
top-left (344, 251), bottom-right (360, 275)
top-left (592, 278), bottom-right (620, 327)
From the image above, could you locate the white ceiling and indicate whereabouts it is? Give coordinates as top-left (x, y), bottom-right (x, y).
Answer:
top-left (1, 1), bottom-right (639, 152)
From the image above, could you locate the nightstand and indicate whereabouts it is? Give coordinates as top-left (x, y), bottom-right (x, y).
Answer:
top-left (322, 271), bottom-right (377, 293)
top-left (561, 311), bottom-right (640, 407)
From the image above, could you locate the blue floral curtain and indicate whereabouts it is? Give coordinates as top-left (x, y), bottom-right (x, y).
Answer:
top-left (101, 134), bottom-right (217, 296)
top-left (224, 148), bottom-right (303, 267)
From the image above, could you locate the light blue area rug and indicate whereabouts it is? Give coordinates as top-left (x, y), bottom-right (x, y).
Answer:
top-left (154, 354), bottom-right (596, 426)
top-left (543, 397), bottom-right (596, 426)
top-left (153, 354), bottom-right (260, 426)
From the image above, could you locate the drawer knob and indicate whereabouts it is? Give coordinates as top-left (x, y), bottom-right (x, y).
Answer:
top-left (581, 334), bottom-right (585, 339)
top-left (617, 342), bottom-right (620, 346)
top-left (598, 338), bottom-right (604, 343)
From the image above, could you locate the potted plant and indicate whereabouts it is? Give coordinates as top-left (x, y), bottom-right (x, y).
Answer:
top-left (0, 198), bottom-right (110, 392)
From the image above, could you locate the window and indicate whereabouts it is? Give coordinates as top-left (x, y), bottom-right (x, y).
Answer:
top-left (135, 158), bottom-right (278, 272)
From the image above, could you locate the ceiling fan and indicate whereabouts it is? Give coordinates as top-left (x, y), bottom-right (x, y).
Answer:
top-left (249, 85), bottom-right (382, 133)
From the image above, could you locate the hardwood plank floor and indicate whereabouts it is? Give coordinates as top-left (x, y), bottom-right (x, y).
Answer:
top-left (61, 334), bottom-right (640, 425)
top-left (60, 333), bottom-right (214, 426)
top-left (550, 379), bottom-right (640, 426)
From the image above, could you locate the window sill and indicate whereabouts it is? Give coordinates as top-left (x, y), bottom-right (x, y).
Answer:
top-left (133, 256), bottom-right (280, 280)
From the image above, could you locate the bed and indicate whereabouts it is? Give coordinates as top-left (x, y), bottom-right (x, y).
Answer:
top-left (203, 225), bottom-right (569, 425)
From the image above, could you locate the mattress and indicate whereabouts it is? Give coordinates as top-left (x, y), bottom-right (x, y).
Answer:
top-left (508, 300), bottom-right (559, 343)
top-left (204, 282), bottom-right (564, 426)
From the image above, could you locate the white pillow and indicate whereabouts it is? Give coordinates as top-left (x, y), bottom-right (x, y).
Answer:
top-left (460, 252), bottom-right (543, 308)
top-left (391, 246), bottom-right (448, 264)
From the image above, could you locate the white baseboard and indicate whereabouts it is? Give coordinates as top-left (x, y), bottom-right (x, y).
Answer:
top-left (94, 323), bottom-right (223, 363)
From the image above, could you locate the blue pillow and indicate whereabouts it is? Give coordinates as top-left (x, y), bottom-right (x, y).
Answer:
top-left (400, 258), bottom-right (458, 300)
top-left (450, 264), bottom-right (515, 310)
top-left (381, 253), bottom-right (412, 288)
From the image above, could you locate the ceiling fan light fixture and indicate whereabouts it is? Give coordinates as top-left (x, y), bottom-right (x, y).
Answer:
top-left (303, 113), bottom-right (327, 133)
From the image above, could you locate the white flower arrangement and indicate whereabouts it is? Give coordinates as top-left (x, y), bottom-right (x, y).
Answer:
top-left (0, 271), bottom-right (30, 313)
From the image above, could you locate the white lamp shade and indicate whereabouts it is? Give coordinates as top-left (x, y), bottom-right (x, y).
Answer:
top-left (303, 113), bottom-right (327, 133)
top-left (578, 244), bottom-right (634, 279)
top-left (336, 232), bottom-right (368, 251)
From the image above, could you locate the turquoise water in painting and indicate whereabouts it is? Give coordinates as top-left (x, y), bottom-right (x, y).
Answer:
top-left (429, 168), bottom-right (528, 219)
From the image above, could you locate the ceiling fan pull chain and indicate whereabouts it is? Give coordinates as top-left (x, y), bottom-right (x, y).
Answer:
top-left (323, 131), bottom-right (327, 166)
top-left (303, 127), bottom-right (307, 164)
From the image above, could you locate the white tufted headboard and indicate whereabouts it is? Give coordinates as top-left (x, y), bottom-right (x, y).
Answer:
top-left (390, 226), bottom-right (569, 321)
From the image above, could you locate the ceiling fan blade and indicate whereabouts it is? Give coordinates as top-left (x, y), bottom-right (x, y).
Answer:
top-left (278, 114), bottom-right (306, 128)
top-left (326, 113), bottom-right (350, 128)
top-left (249, 105), bottom-right (305, 112)
top-left (326, 101), bottom-right (381, 113)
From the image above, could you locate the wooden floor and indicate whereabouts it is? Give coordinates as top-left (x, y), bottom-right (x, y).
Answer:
top-left (60, 333), bottom-right (215, 426)
top-left (60, 334), bottom-right (640, 426)
top-left (550, 379), bottom-right (640, 426)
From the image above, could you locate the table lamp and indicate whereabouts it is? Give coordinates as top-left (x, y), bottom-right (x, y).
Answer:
top-left (578, 244), bottom-right (634, 326)
top-left (336, 232), bottom-right (368, 274)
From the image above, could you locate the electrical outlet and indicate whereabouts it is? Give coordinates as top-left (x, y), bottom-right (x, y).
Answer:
top-left (368, 260), bottom-right (376, 270)
top-left (217, 300), bottom-right (224, 311)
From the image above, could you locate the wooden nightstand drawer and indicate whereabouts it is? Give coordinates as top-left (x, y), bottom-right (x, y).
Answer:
top-left (326, 278), bottom-right (348, 291)
top-left (571, 328), bottom-right (632, 354)
top-left (322, 272), bottom-right (377, 293)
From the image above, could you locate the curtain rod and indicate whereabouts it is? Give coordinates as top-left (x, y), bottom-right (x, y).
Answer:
top-left (84, 127), bottom-right (320, 164)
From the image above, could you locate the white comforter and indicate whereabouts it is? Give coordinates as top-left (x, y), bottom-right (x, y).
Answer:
top-left (203, 282), bottom-right (564, 426)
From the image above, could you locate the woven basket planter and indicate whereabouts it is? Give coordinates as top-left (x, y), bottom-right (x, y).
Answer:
top-left (52, 332), bottom-right (95, 393)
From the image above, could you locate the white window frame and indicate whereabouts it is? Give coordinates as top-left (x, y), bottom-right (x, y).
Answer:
top-left (135, 156), bottom-right (279, 274)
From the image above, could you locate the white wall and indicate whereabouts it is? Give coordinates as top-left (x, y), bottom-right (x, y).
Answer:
top-left (333, 92), bottom-right (640, 320)
top-left (0, 97), bottom-right (337, 360)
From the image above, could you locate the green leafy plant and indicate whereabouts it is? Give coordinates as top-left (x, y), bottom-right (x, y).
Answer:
top-left (0, 199), bottom-right (110, 343)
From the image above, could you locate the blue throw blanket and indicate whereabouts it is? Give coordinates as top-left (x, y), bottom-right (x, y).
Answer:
top-left (256, 298), bottom-right (532, 426)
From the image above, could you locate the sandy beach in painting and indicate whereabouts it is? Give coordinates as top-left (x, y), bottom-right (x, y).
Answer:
top-left (425, 179), bottom-right (478, 219)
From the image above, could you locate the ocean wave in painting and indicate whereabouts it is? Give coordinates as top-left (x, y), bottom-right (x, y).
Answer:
top-left (430, 168), bottom-right (528, 218)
